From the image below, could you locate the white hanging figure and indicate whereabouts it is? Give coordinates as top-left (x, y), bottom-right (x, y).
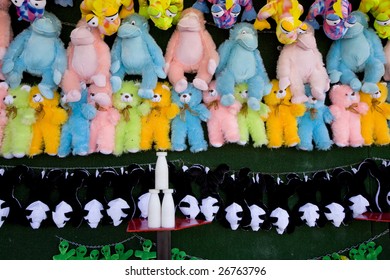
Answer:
top-left (52, 201), bottom-right (73, 228)
top-left (348, 195), bottom-right (370, 218)
top-left (0, 200), bottom-right (10, 228)
top-left (84, 199), bottom-right (104, 228)
top-left (178, 194), bottom-right (200, 219)
top-left (270, 207), bottom-right (289, 235)
top-left (298, 203), bottom-right (320, 227)
top-left (26, 200), bottom-right (50, 229)
top-left (200, 196), bottom-right (219, 222)
top-left (106, 198), bottom-right (130, 226)
top-left (324, 202), bottom-right (345, 227)
top-left (224, 203), bottom-right (243, 230)
top-left (248, 204), bottom-right (266, 231)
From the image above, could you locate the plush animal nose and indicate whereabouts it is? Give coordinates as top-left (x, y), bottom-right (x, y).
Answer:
top-left (278, 90), bottom-right (283, 94)
top-left (312, 97), bottom-right (316, 101)
top-left (153, 94), bottom-right (158, 98)
top-left (351, 92), bottom-right (355, 96)
top-left (124, 94), bottom-right (130, 98)
top-left (182, 94), bottom-right (187, 98)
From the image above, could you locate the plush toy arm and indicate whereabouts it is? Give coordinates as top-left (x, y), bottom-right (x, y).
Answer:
top-left (241, 0), bottom-right (257, 22)
top-left (0, 110), bottom-right (7, 125)
top-left (20, 108), bottom-right (37, 125)
top-left (2, 29), bottom-right (31, 74)
top-left (253, 1), bottom-right (277, 30)
top-left (322, 106), bottom-right (334, 124)
top-left (259, 102), bottom-right (270, 121)
top-left (164, 31), bottom-right (179, 72)
top-left (201, 31), bottom-right (219, 74)
top-left (50, 107), bottom-right (68, 125)
top-left (228, 100), bottom-right (242, 115)
top-left (194, 104), bottom-right (210, 122)
top-left (110, 38), bottom-right (123, 74)
top-left (166, 103), bottom-right (180, 119)
top-left (276, 49), bottom-right (291, 89)
top-left (92, 41), bottom-right (111, 86)
top-left (138, 0), bottom-right (149, 18)
top-left (215, 40), bottom-right (234, 75)
top-left (358, 0), bottom-right (380, 13)
top-left (109, 108), bottom-right (121, 125)
top-left (291, 103), bottom-right (306, 117)
top-left (144, 33), bottom-right (166, 77)
top-left (365, 29), bottom-right (387, 64)
top-left (53, 41), bottom-right (68, 85)
top-left (329, 104), bottom-right (341, 119)
top-left (0, 11), bottom-right (12, 59)
top-left (326, 42), bottom-right (342, 83)
top-left (138, 101), bottom-right (151, 116)
top-left (305, 0), bottom-right (324, 29)
top-left (81, 103), bottom-right (97, 120)
top-left (357, 102), bottom-right (369, 115)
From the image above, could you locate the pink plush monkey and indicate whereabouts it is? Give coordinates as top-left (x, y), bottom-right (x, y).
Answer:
top-left (61, 20), bottom-right (111, 102)
top-left (0, 0), bottom-right (12, 80)
top-left (0, 82), bottom-right (9, 149)
top-left (165, 8), bottom-right (219, 93)
top-left (384, 40), bottom-right (390, 82)
top-left (276, 26), bottom-right (330, 104)
top-left (202, 80), bottom-right (241, 147)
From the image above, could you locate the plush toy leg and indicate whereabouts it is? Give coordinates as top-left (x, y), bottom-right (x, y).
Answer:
top-left (42, 126), bottom-right (61, 155)
top-left (249, 119), bottom-right (267, 148)
top-left (58, 126), bottom-right (72, 157)
top-left (114, 122), bottom-right (126, 156)
top-left (289, 79), bottom-right (309, 104)
top-left (339, 63), bottom-right (362, 91)
top-left (266, 118), bottom-right (283, 148)
top-left (154, 122), bottom-right (171, 151)
top-left (247, 76), bottom-right (264, 110)
top-left (1, 126), bottom-right (14, 158)
top-left (309, 71), bottom-right (329, 101)
top-left (139, 66), bottom-right (159, 99)
top-left (373, 121), bottom-right (390, 145)
top-left (207, 119), bottom-right (224, 147)
top-left (313, 123), bottom-right (333, 151)
top-left (12, 126), bottom-right (32, 158)
top-left (361, 118), bottom-right (374, 146)
top-left (362, 57), bottom-right (385, 94)
top-left (89, 123), bottom-right (98, 154)
top-left (96, 125), bottom-right (115, 154)
top-left (216, 70), bottom-right (235, 106)
top-left (124, 124), bottom-right (141, 153)
top-left (171, 118), bottom-right (188, 151)
top-left (348, 122), bottom-right (364, 147)
top-left (29, 126), bottom-right (43, 156)
top-left (140, 122), bottom-right (154, 151)
top-left (194, 60), bottom-right (213, 91)
top-left (297, 125), bottom-right (314, 151)
top-left (283, 122), bottom-right (300, 147)
top-left (61, 70), bottom-right (82, 102)
top-left (221, 116), bottom-right (240, 144)
top-left (237, 114), bottom-right (249, 145)
top-left (331, 122), bottom-right (349, 147)
top-left (188, 121), bottom-right (208, 153)
top-left (167, 61), bottom-right (187, 93)
top-left (72, 128), bottom-right (90, 156)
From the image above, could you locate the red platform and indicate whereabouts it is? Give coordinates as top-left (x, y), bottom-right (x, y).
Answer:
top-left (127, 217), bottom-right (212, 232)
top-left (355, 212), bottom-right (390, 222)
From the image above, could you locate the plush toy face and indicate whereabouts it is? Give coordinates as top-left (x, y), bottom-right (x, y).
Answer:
top-left (0, 82), bottom-right (8, 110)
top-left (329, 84), bottom-right (360, 108)
top-left (11, 0), bottom-right (46, 22)
top-left (113, 81), bottom-right (141, 110)
top-left (29, 86), bottom-right (61, 110)
top-left (211, 3), bottom-right (241, 29)
top-left (118, 13), bottom-right (149, 38)
top-left (70, 25), bottom-right (96, 46)
top-left (177, 8), bottom-right (204, 32)
top-left (371, 82), bottom-right (388, 103)
top-left (148, 0), bottom-right (182, 30)
top-left (230, 22), bottom-right (258, 51)
top-left (234, 83), bottom-right (249, 104)
top-left (31, 12), bottom-right (62, 37)
top-left (202, 81), bottom-right (220, 104)
top-left (0, 0), bottom-right (10, 10)
top-left (359, 0), bottom-right (390, 39)
top-left (342, 12), bottom-right (365, 39)
top-left (4, 85), bottom-right (31, 109)
top-left (148, 82), bottom-right (172, 109)
top-left (172, 83), bottom-right (203, 107)
top-left (277, 17), bottom-right (308, 45)
top-left (263, 80), bottom-right (292, 106)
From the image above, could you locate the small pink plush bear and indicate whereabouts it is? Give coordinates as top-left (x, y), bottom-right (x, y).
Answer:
top-left (61, 19), bottom-right (111, 102)
top-left (329, 84), bottom-right (368, 147)
top-left (88, 84), bottom-right (120, 154)
top-left (202, 80), bottom-right (241, 147)
top-left (0, 0), bottom-right (12, 80)
top-left (0, 82), bottom-right (9, 148)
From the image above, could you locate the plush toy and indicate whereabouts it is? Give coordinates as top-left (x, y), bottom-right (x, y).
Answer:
top-left (171, 83), bottom-right (210, 153)
top-left (276, 25), bottom-right (330, 104)
top-left (61, 20), bottom-right (111, 103)
top-left (110, 13), bottom-right (166, 99)
top-left (88, 86), bottom-right (120, 155)
top-left (165, 8), bottom-right (219, 93)
top-left (384, 40), bottom-right (390, 82)
top-left (1, 85), bottom-right (36, 159)
top-left (55, 0), bottom-right (73, 7)
top-left (140, 82), bottom-right (179, 151)
top-left (0, 0), bottom-right (12, 80)
top-left (113, 81), bottom-right (150, 155)
top-left (58, 87), bottom-right (97, 157)
top-left (305, 0), bottom-right (356, 41)
top-left (329, 84), bottom-right (369, 147)
top-left (326, 11), bottom-right (386, 94)
top-left (11, 0), bottom-right (46, 22)
top-left (28, 86), bottom-right (68, 157)
top-left (215, 22), bottom-right (271, 110)
top-left (253, 0), bottom-right (308, 45)
top-left (359, 0), bottom-right (390, 39)
top-left (2, 12), bottom-right (67, 99)
top-left (0, 82), bottom-right (9, 150)
top-left (234, 83), bottom-right (269, 147)
top-left (80, 0), bottom-right (135, 36)
top-left (263, 80), bottom-right (305, 148)
top-left (360, 82), bottom-right (390, 146)
top-left (138, 0), bottom-right (183, 30)
top-left (297, 85), bottom-right (334, 151)
top-left (202, 81), bottom-right (241, 147)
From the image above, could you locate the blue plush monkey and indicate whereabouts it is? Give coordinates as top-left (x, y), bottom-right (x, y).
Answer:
top-left (2, 12), bottom-right (67, 99)
top-left (110, 13), bottom-right (166, 99)
top-left (215, 22), bottom-right (271, 111)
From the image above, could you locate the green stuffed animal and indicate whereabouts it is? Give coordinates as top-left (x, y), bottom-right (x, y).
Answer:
top-left (113, 81), bottom-right (151, 156)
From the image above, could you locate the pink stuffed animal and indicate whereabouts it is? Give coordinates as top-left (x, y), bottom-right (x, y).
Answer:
top-left (329, 84), bottom-right (368, 147)
top-left (88, 84), bottom-right (120, 154)
top-left (276, 26), bottom-right (330, 104)
top-left (202, 80), bottom-right (241, 147)
top-left (384, 40), bottom-right (390, 82)
top-left (165, 8), bottom-right (219, 93)
top-left (0, 82), bottom-right (8, 149)
top-left (0, 0), bottom-right (12, 80)
top-left (61, 20), bottom-right (111, 102)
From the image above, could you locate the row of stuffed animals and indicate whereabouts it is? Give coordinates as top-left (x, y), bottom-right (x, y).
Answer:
top-left (0, 158), bottom-right (388, 233)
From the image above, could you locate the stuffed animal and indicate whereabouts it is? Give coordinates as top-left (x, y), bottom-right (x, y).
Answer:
top-left (297, 85), bottom-right (334, 151)
top-left (359, 0), bottom-right (390, 40)
top-left (0, 0), bottom-right (12, 80)
top-left (11, 0), bottom-right (46, 22)
top-left (58, 87), bottom-right (97, 157)
top-left (138, 0), bottom-right (183, 30)
top-left (110, 13), bottom-right (166, 99)
top-left (234, 83), bottom-right (269, 147)
top-left (88, 84), bottom-right (120, 155)
top-left (360, 82), bottom-right (390, 146)
top-left (1, 85), bottom-right (36, 159)
top-left (113, 80), bottom-right (150, 155)
top-left (202, 81), bottom-right (241, 147)
top-left (253, 0), bottom-right (308, 45)
top-left (305, 0), bottom-right (356, 41)
top-left (171, 83), bottom-right (210, 153)
top-left (28, 86), bottom-right (68, 156)
top-left (329, 84), bottom-right (368, 147)
top-left (140, 82), bottom-right (179, 151)
top-left (263, 80), bottom-right (305, 148)
top-left (326, 11), bottom-right (386, 94)
top-left (61, 20), bottom-right (111, 103)
top-left (165, 8), bottom-right (219, 93)
top-left (384, 40), bottom-right (390, 81)
top-left (0, 82), bottom-right (9, 150)
top-left (215, 22), bottom-right (271, 110)
top-left (276, 25), bottom-right (330, 104)
top-left (2, 12), bottom-right (67, 99)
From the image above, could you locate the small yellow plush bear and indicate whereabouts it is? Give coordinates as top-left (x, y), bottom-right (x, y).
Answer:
top-left (140, 82), bottom-right (180, 150)
top-left (29, 86), bottom-right (68, 156)
top-left (263, 79), bottom-right (306, 148)
top-left (360, 82), bottom-right (390, 146)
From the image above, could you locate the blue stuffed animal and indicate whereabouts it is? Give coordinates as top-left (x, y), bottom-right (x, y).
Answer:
top-left (110, 13), bottom-right (166, 99)
top-left (297, 85), bottom-right (334, 151)
top-left (1, 12), bottom-right (67, 99)
top-left (215, 22), bottom-right (271, 110)
top-left (171, 83), bottom-right (210, 153)
top-left (326, 11), bottom-right (386, 94)
top-left (58, 86), bottom-right (97, 157)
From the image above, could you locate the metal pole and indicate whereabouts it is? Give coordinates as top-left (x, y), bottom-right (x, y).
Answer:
top-left (156, 231), bottom-right (171, 260)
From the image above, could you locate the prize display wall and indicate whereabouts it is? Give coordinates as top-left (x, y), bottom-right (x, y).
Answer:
top-left (0, 0), bottom-right (389, 260)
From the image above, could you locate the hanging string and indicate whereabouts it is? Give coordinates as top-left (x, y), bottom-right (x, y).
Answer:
top-left (55, 234), bottom-right (139, 249)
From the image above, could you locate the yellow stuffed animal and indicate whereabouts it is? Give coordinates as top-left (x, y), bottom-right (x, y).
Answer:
top-left (140, 82), bottom-right (180, 150)
top-left (360, 82), bottom-right (390, 146)
top-left (263, 79), bottom-right (305, 148)
top-left (28, 86), bottom-right (68, 156)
